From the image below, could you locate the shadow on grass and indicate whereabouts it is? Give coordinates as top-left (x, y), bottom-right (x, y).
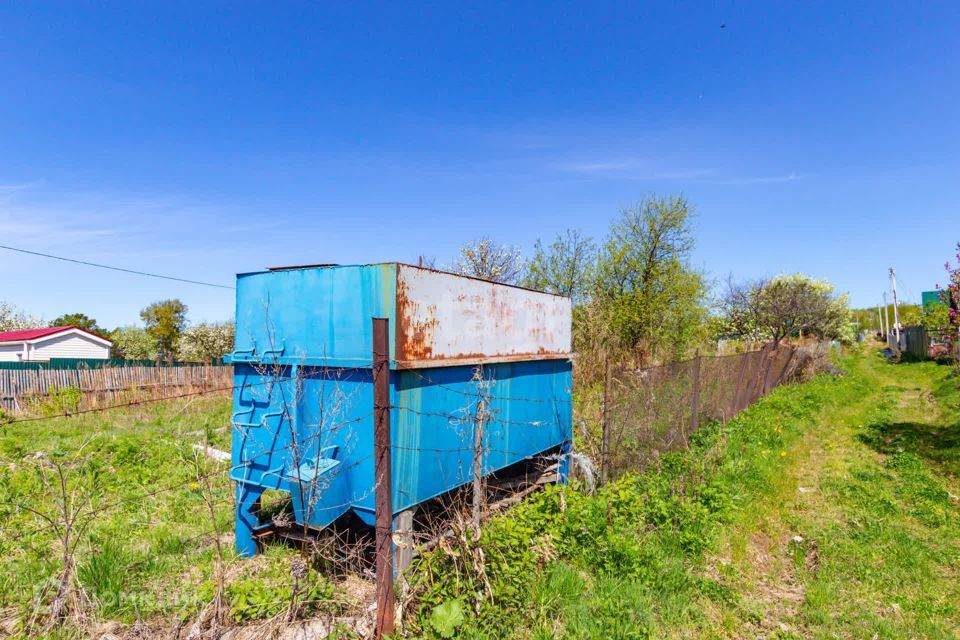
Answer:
top-left (858, 419), bottom-right (960, 476)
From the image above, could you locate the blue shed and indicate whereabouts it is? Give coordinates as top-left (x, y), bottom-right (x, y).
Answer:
top-left (227, 263), bottom-right (573, 556)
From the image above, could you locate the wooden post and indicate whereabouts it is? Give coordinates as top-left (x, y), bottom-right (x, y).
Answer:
top-left (690, 351), bottom-right (701, 437)
top-left (372, 318), bottom-right (394, 639)
top-left (600, 358), bottom-right (611, 486)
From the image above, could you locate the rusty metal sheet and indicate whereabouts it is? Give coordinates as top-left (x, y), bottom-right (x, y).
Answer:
top-left (394, 264), bottom-right (572, 365)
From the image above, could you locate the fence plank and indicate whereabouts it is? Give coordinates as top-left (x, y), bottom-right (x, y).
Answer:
top-left (0, 363), bottom-right (232, 414)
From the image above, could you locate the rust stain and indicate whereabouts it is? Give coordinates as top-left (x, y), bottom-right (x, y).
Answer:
top-left (395, 265), bottom-right (570, 364)
top-left (396, 276), bottom-right (437, 361)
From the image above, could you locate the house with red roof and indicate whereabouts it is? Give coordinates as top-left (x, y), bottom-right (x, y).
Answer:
top-left (0, 326), bottom-right (113, 362)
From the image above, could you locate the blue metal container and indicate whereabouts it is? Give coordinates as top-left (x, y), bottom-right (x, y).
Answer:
top-left (227, 263), bottom-right (573, 557)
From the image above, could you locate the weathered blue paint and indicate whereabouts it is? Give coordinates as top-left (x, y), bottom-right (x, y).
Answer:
top-left (228, 264), bottom-right (572, 556)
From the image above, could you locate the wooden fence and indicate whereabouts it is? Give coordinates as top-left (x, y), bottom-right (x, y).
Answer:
top-left (0, 363), bottom-right (233, 415)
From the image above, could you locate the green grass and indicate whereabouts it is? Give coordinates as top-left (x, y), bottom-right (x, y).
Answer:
top-left (3, 350), bottom-right (959, 638)
top-left (0, 394), bottom-right (350, 637)
top-left (407, 349), bottom-right (960, 639)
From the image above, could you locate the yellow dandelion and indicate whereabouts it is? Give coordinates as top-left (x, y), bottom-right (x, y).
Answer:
top-left (780, 451), bottom-right (786, 457)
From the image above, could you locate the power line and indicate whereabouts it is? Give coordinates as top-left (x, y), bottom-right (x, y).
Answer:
top-left (0, 244), bottom-right (235, 290)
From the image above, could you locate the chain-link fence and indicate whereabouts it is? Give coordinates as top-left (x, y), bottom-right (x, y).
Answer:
top-left (598, 343), bottom-right (825, 480)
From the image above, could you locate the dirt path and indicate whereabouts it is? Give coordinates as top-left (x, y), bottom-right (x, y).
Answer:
top-left (701, 351), bottom-right (960, 639)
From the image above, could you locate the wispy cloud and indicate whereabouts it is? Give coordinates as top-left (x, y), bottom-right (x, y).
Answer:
top-left (558, 156), bottom-right (810, 186)
top-left (0, 181), bottom-right (269, 255)
top-left (708, 171), bottom-right (809, 185)
top-left (0, 181), bottom-right (43, 194)
top-left (558, 157), bottom-right (714, 180)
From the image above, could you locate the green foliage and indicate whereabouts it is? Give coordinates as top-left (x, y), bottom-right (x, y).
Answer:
top-left (922, 300), bottom-right (949, 333)
top-left (408, 354), bottom-right (960, 638)
top-left (522, 229), bottom-right (596, 303)
top-left (0, 396), bottom-right (237, 622)
top-left (109, 325), bottom-right (157, 360)
top-left (140, 299), bottom-right (188, 360)
top-left (429, 599), bottom-right (466, 638)
top-left (407, 376), bottom-right (835, 637)
top-left (895, 303), bottom-right (923, 327)
top-left (78, 541), bottom-right (133, 617)
top-left (223, 551), bottom-right (336, 622)
top-left (33, 385), bottom-right (82, 416)
top-left (591, 195), bottom-right (708, 362)
top-left (49, 312), bottom-right (101, 333)
top-left (723, 273), bottom-right (853, 345)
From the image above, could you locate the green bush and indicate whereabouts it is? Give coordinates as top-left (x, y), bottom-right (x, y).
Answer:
top-left (33, 386), bottom-right (83, 416)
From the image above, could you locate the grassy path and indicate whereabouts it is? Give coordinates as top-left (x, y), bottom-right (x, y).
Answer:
top-left (410, 350), bottom-right (960, 639)
top-left (699, 351), bottom-right (960, 638)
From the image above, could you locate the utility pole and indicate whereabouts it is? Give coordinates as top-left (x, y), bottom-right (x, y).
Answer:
top-left (890, 268), bottom-right (901, 347)
top-left (882, 292), bottom-right (890, 337)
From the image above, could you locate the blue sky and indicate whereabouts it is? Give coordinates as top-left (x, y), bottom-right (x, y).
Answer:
top-left (1, 2), bottom-right (957, 328)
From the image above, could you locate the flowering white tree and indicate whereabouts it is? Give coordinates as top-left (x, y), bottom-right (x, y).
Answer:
top-left (0, 301), bottom-right (43, 332)
top-left (109, 326), bottom-right (157, 360)
top-left (449, 237), bottom-right (524, 284)
top-left (177, 321), bottom-right (235, 361)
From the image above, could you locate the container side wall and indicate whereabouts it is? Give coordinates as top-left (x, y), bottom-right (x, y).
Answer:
top-left (235, 264), bottom-right (397, 364)
top-left (349, 359), bottom-right (573, 521)
top-left (231, 364), bottom-right (376, 534)
top-left (395, 265), bottom-right (571, 365)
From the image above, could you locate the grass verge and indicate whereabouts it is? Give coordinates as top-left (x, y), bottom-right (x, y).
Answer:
top-left (406, 350), bottom-right (960, 639)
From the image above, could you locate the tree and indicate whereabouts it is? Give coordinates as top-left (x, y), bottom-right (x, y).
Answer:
top-left (49, 313), bottom-right (101, 334)
top-left (109, 326), bottom-right (157, 360)
top-left (178, 321), bottom-right (235, 361)
top-left (929, 242), bottom-right (960, 351)
top-left (449, 238), bottom-right (524, 284)
top-left (0, 301), bottom-right (42, 332)
top-left (591, 195), bottom-right (708, 362)
top-left (522, 229), bottom-right (596, 303)
top-left (721, 274), bottom-right (852, 347)
top-left (922, 300), bottom-right (950, 335)
top-left (140, 299), bottom-right (188, 360)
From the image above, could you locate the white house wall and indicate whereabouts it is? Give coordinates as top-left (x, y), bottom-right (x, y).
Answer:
top-left (0, 345), bottom-right (24, 362)
top-left (28, 334), bottom-right (111, 361)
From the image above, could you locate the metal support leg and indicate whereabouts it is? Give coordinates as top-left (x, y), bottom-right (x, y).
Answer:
top-left (558, 440), bottom-right (572, 485)
top-left (394, 508), bottom-right (416, 577)
top-left (235, 482), bottom-right (264, 557)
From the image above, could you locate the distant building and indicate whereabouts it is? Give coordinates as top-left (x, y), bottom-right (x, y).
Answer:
top-left (0, 326), bottom-right (113, 362)
top-left (922, 290), bottom-right (943, 309)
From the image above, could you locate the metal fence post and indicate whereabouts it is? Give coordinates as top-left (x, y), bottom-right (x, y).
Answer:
top-left (731, 350), bottom-right (749, 417)
top-left (690, 351), bottom-right (701, 437)
top-left (748, 344), bottom-right (769, 405)
top-left (761, 345), bottom-right (776, 396)
top-left (372, 318), bottom-right (395, 639)
top-left (472, 374), bottom-right (487, 532)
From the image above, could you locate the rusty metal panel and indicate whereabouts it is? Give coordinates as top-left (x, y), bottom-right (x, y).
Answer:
top-left (394, 264), bottom-right (572, 366)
